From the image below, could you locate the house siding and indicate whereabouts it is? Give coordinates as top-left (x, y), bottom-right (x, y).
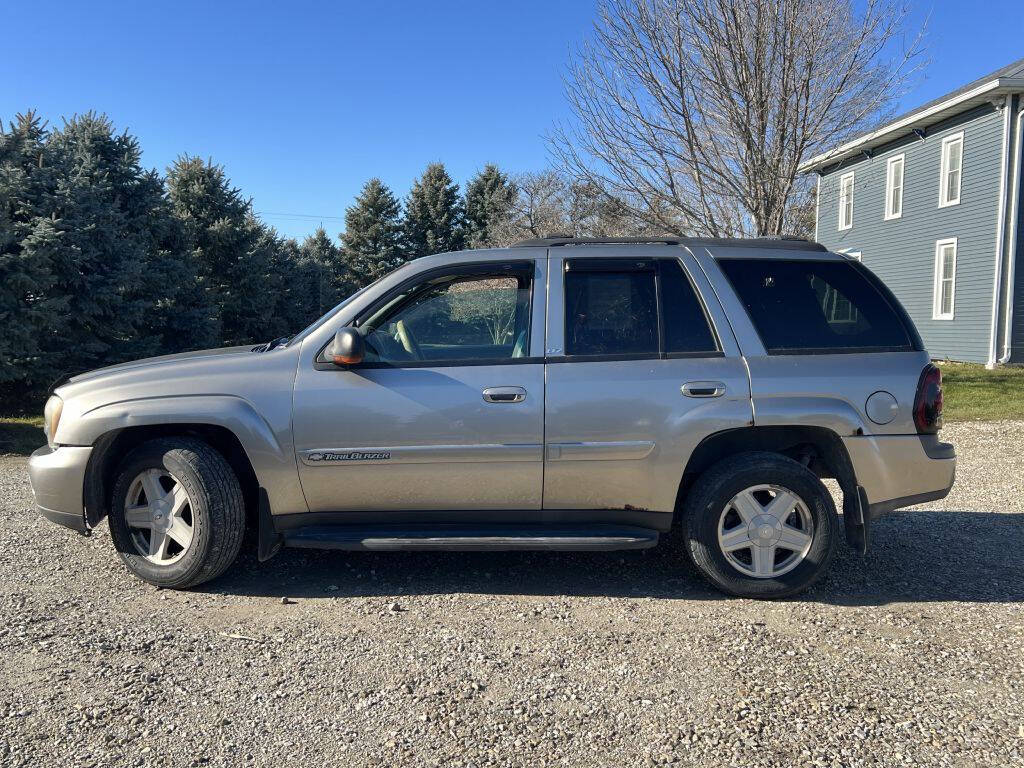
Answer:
top-left (817, 104), bottom-right (1005, 363)
top-left (1013, 214), bottom-right (1024, 361)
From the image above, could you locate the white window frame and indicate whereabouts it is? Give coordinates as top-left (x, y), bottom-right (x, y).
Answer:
top-left (884, 154), bottom-right (904, 220)
top-left (938, 132), bottom-right (964, 208)
top-left (932, 237), bottom-right (957, 320)
top-left (844, 250), bottom-right (862, 261)
top-left (838, 171), bottom-right (854, 230)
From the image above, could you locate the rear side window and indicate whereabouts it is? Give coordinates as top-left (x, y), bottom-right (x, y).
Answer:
top-left (718, 258), bottom-right (912, 353)
top-left (565, 269), bottom-right (658, 356)
top-left (563, 258), bottom-right (719, 358)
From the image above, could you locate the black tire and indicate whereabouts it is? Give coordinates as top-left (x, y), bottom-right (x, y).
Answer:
top-left (108, 438), bottom-right (245, 589)
top-left (681, 451), bottom-right (838, 599)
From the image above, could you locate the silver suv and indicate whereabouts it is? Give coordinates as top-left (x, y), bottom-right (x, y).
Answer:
top-left (28, 236), bottom-right (955, 598)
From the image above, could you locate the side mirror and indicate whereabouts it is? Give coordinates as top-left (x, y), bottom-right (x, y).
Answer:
top-left (330, 327), bottom-right (365, 366)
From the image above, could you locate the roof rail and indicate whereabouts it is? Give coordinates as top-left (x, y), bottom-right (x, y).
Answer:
top-left (510, 234), bottom-right (827, 251)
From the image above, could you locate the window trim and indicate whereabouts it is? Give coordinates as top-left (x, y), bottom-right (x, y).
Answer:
top-left (884, 154), bottom-right (905, 220)
top-left (938, 132), bottom-right (964, 208)
top-left (838, 171), bottom-right (855, 230)
top-left (932, 237), bottom-right (957, 320)
top-left (314, 260), bottom-right (538, 369)
top-left (559, 257), bottom-right (722, 362)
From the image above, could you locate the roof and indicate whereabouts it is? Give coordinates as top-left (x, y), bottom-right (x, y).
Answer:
top-left (510, 235), bottom-right (827, 252)
top-left (799, 57), bottom-right (1024, 174)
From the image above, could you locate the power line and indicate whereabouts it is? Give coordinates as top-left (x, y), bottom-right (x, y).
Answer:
top-left (256, 211), bottom-right (345, 221)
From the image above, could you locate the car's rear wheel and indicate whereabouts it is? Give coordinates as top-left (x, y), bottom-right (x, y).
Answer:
top-left (682, 452), bottom-right (838, 598)
top-left (108, 438), bottom-right (245, 589)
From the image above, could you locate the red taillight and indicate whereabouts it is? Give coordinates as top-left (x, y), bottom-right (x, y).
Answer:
top-left (913, 364), bottom-right (943, 434)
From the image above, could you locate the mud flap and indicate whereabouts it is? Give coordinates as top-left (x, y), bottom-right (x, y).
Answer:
top-left (843, 485), bottom-right (871, 555)
top-left (257, 488), bottom-right (283, 562)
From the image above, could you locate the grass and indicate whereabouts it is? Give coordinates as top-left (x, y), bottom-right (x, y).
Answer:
top-left (0, 415), bottom-right (45, 457)
top-left (0, 363), bottom-right (1020, 456)
top-left (938, 362), bottom-right (1024, 422)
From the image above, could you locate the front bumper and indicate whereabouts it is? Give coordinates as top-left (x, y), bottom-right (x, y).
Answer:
top-left (842, 433), bottom-right (955, 517)
top-left (27, 445), bottom-right (92, 534)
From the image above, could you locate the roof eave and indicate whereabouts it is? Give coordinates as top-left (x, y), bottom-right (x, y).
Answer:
top-left (799, 77), bottom-right (1024, 174)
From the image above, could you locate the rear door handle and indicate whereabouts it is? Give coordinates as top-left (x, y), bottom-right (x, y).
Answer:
top-left (482, 386), bottom-right (527, 403)
top-left (682, 381), bottom-right (726, 398)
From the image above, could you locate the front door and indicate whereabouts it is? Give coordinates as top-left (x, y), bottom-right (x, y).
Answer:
top-left (292, 258), bottom-right (546, 513)
top-left (542, 248), bottom-right (752, 516)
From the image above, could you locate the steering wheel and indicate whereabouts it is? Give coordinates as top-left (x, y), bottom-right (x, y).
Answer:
top-left (395, 320), bottom-right (423, 360)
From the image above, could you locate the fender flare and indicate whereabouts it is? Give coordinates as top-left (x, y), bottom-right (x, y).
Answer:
top-left (752, 396), bottom-right (869, 437)
top-left (679, 421), bottom-right (868, 552)
top-left (67, 395), bottom-right (305, 521)
top-left (71, 394), bottom-right (283, 456)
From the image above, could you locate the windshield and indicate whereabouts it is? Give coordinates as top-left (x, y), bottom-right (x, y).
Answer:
top-left (285, 264), bottom-right (414, 347)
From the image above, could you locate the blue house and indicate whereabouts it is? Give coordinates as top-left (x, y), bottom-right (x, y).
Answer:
top-left (802, 58), bottom-right (1024, 366)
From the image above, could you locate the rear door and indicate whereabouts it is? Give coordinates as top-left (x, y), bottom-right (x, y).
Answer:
top-left (542, 246), bottom-right (753, 517)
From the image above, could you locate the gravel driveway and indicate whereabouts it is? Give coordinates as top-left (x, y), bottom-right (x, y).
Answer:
top-left (1, 421), bottom-right (1022, 768)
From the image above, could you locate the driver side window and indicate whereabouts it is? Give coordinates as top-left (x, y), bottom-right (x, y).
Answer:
top-left (361, 267), bottom-right (532, 365)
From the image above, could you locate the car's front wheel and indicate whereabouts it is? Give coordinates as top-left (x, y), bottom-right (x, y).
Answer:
top-left (108, 438), bottom-right (245, 588)
top-left (682, 452), bottom-right (839, 598)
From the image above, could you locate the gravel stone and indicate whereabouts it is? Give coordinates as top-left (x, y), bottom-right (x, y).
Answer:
top-left (1, 420), bottom-right (1021, 766)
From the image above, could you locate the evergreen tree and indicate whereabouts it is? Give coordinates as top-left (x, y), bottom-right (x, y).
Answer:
top-left (401, 163), bottom-right (465, 258)
top-left (0, 112), bottom-right (63, 396)
top-left (44, 114), bottom-right (145, 372)
top-left (341, 178), bottom-right (403, 287)
top-left (38, 113), bottom-right (208, 382)
top-left (267, 236), bottom-right (312, 334)
top-left (464, 164), bottom-right (516, 247)
top-left (301, 226), bottom-right (350, 316)
top-left (166, 156), bottom-right (274, 345)
top-left (131, 170), bottom-right (218, 356)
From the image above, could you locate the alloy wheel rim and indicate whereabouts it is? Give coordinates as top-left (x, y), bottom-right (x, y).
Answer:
top-left (716, 484), bottom-right (814, 579)
top-left (124, 469), bottom-right (195, 565)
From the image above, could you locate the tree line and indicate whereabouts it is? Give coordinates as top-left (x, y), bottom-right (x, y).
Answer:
top-left (0, 112), bottom-right (656, 409)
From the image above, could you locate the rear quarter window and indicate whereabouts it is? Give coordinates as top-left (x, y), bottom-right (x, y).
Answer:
top-left (718, 258), bottom-right (913, 354)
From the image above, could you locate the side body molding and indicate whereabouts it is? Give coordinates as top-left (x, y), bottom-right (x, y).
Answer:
top-left (65, 395), bottom-right (307, 516)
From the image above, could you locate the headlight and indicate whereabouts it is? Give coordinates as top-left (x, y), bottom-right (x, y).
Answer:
top-left (44, 395), bottom-right (63, 447)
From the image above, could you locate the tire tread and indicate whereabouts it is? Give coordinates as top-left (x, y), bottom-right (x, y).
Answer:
top-left (110, 437), bottom-right (245, 589)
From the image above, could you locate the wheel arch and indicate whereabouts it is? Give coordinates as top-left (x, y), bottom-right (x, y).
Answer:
top-left (67, 394), bottom-right (305, 526)
top-left (675, 425), bottom-right (858, 523)
top-left (84, 423), bottom-right (259, 529)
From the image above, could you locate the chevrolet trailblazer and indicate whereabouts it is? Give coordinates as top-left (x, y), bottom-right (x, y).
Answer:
top-left (28, 236), bottom-right (955, 598)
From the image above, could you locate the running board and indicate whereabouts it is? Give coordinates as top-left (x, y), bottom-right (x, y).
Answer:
top-left (281, 523), bottom-right (660, 552)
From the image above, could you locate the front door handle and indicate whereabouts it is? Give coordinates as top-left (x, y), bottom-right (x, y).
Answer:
top-left (682, 381), bottom-right (726, 398)
top-left (482, 386), bottom-right (527, 403)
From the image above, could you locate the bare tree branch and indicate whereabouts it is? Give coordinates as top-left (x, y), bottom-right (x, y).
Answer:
top-left (487, 171), bottom-right (663, 245)
top-left (551, 0), bottom-right (926, 237)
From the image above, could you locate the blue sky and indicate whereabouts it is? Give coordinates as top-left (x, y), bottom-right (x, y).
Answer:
top-left (2, 1), bottom-right (1022, 240)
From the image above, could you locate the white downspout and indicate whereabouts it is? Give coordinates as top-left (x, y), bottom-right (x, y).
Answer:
top-left (814, 173), bottom-right (821, 243)
top-left (987, 94), bottom-right (1014, 368)
top-left (999, 103), bottom-right (1023, 364)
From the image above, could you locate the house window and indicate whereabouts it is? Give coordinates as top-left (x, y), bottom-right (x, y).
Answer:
top-left (939, 133), bottom-right (963, 207)
top-left (838, 171), bottom-right (854, 230)
top-left (819, 280), bottom-right (859, 324)
top-left (933, 238), bottom-right (957, 320)
top-left (885, 155), bottom-right (904, 219)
